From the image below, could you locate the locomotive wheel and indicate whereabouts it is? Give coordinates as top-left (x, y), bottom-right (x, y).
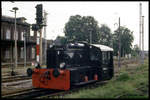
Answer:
top-left (53, 68), bottom-right (60, 77)
top-left (27, 68), bottom-right (33, 77)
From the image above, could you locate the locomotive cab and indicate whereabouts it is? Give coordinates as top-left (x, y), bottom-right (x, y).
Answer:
top-left (92, 44), bottom-right (114, 80)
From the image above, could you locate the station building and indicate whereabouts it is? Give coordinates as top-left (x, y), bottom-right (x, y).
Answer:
top-left (1, 15), bottom-right (52, 67)
top-left (1, 15), bottom-right (37, 67)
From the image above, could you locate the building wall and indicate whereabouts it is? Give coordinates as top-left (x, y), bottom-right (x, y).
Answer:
top-left (1, 16), bottom-right (36, 67)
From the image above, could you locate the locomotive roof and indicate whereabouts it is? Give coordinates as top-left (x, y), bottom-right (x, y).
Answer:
top-left (91, 44), bottom-right (113, 51)
top-left (50, 42), bottom-right (113, 51)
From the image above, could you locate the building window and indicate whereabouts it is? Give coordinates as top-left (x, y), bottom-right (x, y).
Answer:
top-left (32, 47), bottom-right (35, 59)
top-left (20, 47), bottom-right (24, 58)
top-left (5, 48), bottom-right (10, 59)
top-left (6, 29), bottom-right (11, 39)
top-left (21, 31), bottom-right (24, 41)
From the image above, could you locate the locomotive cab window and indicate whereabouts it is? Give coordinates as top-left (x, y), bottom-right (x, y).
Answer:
top-left (89, 47), bottom-right (101, 66)
top-left (102, 51), bottom-right (111, 64)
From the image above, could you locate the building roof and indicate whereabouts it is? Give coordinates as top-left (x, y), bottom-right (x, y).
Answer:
top-left (1, 15), bottom-right (30, 26)
top-left (91, 44), bottom-right (113, 51)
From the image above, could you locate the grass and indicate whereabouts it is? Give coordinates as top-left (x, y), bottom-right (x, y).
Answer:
top-left (62, 59), bottom-right (149, 99)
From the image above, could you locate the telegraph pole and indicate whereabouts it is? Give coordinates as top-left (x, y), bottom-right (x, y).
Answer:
top-left (139, 3), bottom-right (142, 64)
top-left (118, 17), bottom-right (121, 69)
top-left (141, 16), bottom-right (144, 64)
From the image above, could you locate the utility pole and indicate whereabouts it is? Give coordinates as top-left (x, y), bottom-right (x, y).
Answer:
top-left (118, 17), bottom-right (121, 69)
top-left (141, 16), bottom-right (144, 64)
top-left (43, 10), bottom-right (48, 65)
top-left (139, 3), bottom-right (142, 64)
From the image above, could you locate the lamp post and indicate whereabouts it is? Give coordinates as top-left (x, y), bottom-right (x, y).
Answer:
top-left (24, 31), bottom-right (27, 68)
top-left (10, 7), bottom-right (18, 75)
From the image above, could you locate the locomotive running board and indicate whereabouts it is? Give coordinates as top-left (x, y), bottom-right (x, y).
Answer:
top-left (73, 80), bottom-right (97, 86)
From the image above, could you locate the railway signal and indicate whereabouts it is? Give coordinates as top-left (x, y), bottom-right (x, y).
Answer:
top-left (35, 4), bottom-right (43, 25)
top-left (32, 4), bottom-right (44, 66)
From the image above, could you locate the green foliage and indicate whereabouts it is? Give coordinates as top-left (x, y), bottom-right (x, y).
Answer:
top-left (64, 15), bottom-right (99, 43)
top-left (98, 24), bottom-right (112, 47)
top-left (116, 72), bottom-right (130, 81)
top-left (112, 26), bottom-right (134, 57)
top-left (131, 44), bottom-right (140, 57)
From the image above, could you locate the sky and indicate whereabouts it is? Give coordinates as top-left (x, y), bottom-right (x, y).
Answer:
top-left (1, 1), bottom-right (149, 51)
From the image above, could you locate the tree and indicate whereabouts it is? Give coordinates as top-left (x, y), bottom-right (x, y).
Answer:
top-left (98, 24), bottom-right (112, 47)
top-left (113, 26), bottom-right (134, 57)
top-left (131, 44), bottom-right (140, 57)
top-left (64, 15), bottom-right (99, 43)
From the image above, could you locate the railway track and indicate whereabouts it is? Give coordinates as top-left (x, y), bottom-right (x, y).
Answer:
top-left (2, 75), bottom-right (31, 83)
top-left (2, 81), bottom-right (108, 99)
top-left (2, 87), bottom-right (61, 99)
top-left (2, 88), bottom-right (49, 98)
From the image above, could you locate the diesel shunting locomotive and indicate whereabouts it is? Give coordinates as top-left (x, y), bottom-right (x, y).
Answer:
top-left (27, 41), bottom-right (114, 90)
